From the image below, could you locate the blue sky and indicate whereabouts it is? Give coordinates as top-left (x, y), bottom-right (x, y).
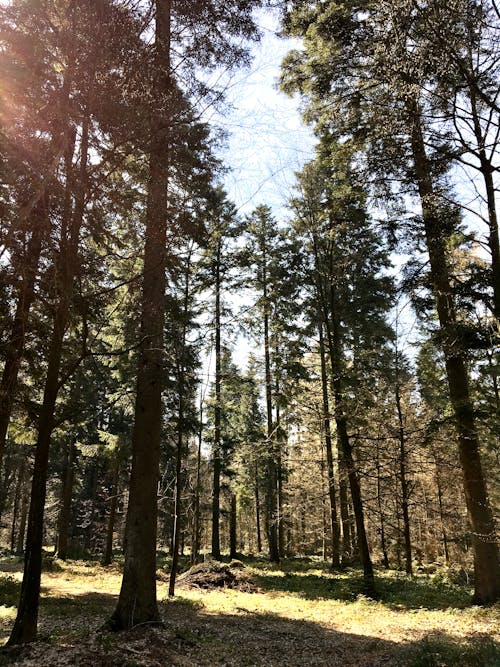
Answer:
top-left (203, 9), bottom-right (316, 220)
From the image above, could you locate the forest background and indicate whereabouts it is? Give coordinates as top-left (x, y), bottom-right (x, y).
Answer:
top-left (0, 0), bottom-right (498, 664)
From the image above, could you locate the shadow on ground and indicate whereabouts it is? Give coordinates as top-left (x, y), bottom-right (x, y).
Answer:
top-left (252, 566), bottom-right (472, 610)
top-left (0, 589), bottom-right (498, 667)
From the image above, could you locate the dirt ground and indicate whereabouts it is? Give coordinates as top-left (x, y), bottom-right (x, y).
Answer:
top-left (0, 558), bottom-right (498, 666)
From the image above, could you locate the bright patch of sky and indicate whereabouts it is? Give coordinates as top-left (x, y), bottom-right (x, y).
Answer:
top-left (202, 9), bottom-right (316, 219)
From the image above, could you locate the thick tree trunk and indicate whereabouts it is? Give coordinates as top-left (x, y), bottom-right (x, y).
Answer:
top-left (410, 106), bottom-right (500, 603)
top-left (56, 439), bottom-right (76, 560)
top-left (318, 321), bottom-right (340, 567)
top-left (7, 110), bottom-right (86, 643)
top-left (109, 0), bottom-right (171, 629)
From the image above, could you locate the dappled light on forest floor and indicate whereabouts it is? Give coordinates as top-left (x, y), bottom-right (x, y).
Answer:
top-left (0, 558), bottom-right (498, 665)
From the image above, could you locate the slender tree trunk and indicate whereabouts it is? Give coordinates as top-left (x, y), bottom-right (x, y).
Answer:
top-left (168, 399), bottom-right (183, 596)
top-left (169, 250), bottom-right (192, 596)
top-left (229, 493), bottom-right (237, 559)
top-left (0, 208), bottom-right (46, 472)
top-left (10, 456), bottom-right (25, 553)
top-left (434, 457), bottom-right (450, 565)
top-left (102, 458), bottom-right (120, 566)
top-left (468, 88), bottom-right (500, 321)
top-left (7, 101), bottom-right (88, 645)
top-left (16, 488), bottom-right (28, 557)
top-left (254, 461), bottom-right (262, 553)
top-left (395, 383), bottom-right (412, 575)
top-left (264, 304), bottom-right (279, 563)
top-left (318, 320), bottom-right (340, 567)
top-left (211, 236), bottom-right (222, 559)
top-left (109, 0), bottom-right (171, 629)
top-left (56, 439), bottom-right (76, 560)
top-left (410, 105), bottom-right (500, 603)
top-left (191, 399), bottom-right (203, 565)
top-left (328, 291), bottom-right (374, 591)
top-left (375, 442), bottom-right (389, 569)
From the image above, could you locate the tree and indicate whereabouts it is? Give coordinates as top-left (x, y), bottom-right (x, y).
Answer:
top-left (281, 0), bottom-right (499, 603)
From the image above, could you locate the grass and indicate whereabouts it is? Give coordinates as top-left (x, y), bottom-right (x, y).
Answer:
top-left (0, 555), bottom-right (498, 665)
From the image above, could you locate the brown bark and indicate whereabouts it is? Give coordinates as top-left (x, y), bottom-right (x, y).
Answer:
top-left (395, 383), bottom-right (412, 575)
top-left (7, 100), bottom-right (87, 645)
top-left (108, 0), bottom-right (171, 630)
top-left (211, 233), bottom-right (222, 559)
top-left (0, 202), bottom-right (46, 471)
top-left (410, 105), bottom-right (500, 603)
top-left (102, 459), bottom-right (119, 566)
top-left (318, 320), bottom-right (341, 567)
top-left (254, 461), bottom-right (262, 553)
top-left (56, 439), bottom-right (77, 560)
top-left (229, 492), bottom-right (237, 559)
top-left (191, 399), bottom-right (203, 565)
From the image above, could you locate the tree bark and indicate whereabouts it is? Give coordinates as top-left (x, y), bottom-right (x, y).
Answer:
top-left (211, 233), bottom-right (222, 559)
top-left (109, 0), bottom-right (171, 629)
top-left (102, 458), bottom-right (120, 566)
top-left (410, 104), bottom-right (500, 603)
top-left (191, 399), bottom-right (203, 565)
top-left (395, 383), bottom-right (412, 575)
top-left (318, 320), bottom-right (340, 567)
top-left (229, 492), bottom-right (237, 559)
top-left (56, 439), bottom-right (77, 560)
top-left (7, 99), bottom-right (87, 645)
top-left (254, 461), bottom-right (262, 553)
top-left (0, 203), bottom-right (46, 471)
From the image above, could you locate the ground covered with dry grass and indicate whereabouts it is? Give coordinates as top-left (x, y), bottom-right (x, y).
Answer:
top-left (0, 556), bottom-right (498, 666)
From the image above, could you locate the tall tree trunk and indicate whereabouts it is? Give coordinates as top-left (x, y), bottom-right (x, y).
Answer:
top-left (191, 399), bottom-right (203, 565)
top-left (254, 461), bottom-right (262, 553)
top-left (0, 205), bottom-right (46, 472)
top-left (468, 88), bottom-right (500, 321)
top-left (410, 104), bottom-right (500, 603)
top-left (318, 320), bottom-right (340, 567)
top-left (10, 455), bottom-right (26, 553)
top-left (7, 101), bottom-right (88, 645)
top-left (168, 396), bottom-right (183, 597)
top-left (56, 439), bottom-right (76, 560)
top-left (395, 382), bottom-right (412, 575)
top-left (328, 292), bottom-right (374, 591)
top-left (169, 248), bottom-right (192, 596)
top-left (264, 303), bottom-right (279, 563)
top-left (434, 453), bottom-right (450, 565)
top-left (109, 0), bottom-right (171, 629)
top-left (313, 235), bottom-right (374, 591)
top-left (16, 487), bottom-right (28, 557)
top-left (102, 458), bottom-right (120, 566)
top-left (229, 492), bottom-right (237, 559)
top-left (211, 236), bottom-right (222, 559)
top-left (375, 441), bottom-right (389, 569)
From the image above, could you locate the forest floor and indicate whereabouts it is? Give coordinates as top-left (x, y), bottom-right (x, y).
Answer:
top-left (0, 555), bottom-right (498, 666)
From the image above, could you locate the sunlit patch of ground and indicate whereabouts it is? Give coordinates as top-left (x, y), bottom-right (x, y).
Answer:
top-left (0, 557), bottom-right (498, 665)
